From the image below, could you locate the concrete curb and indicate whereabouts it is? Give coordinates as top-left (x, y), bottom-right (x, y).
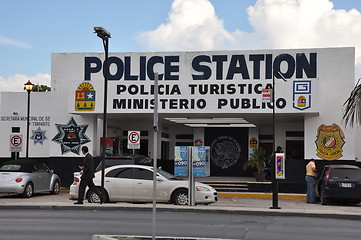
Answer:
top-left (92, 235), bottom-right (237, 240)
top-left (61, 187), bottom-right (306, 200)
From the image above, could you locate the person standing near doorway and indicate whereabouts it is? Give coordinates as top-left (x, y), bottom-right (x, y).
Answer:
top-left (305, 158), bottom-right (317, 204)
top-left (74, 146), bottom-right (104, 204)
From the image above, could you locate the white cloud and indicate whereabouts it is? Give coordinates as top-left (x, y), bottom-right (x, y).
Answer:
top-left (138, 0), bottom-right (361, 79)
top-left (0, 36), bottom-right (32, 48)
top-left (0, 73), bottom-right (51, 92)
top-left (137, 0), bottom-right (234, 51)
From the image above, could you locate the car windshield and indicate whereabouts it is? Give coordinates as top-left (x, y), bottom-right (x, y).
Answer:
top-left (330, 169), bottom-right (361, 179)
top-left (156, 168), bottom-right (182, 180)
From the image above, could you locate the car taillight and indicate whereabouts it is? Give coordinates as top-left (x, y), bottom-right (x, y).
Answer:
top-left (73, 177), bottom-right (80, 185)
top-left (324, 168), bottom-right (331, 182)
top-left (95, 168), bottom-right (101, 173)
top-left (15, 178), bottom-right (23, 183)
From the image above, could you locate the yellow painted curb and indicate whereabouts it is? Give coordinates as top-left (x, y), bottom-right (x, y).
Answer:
top-left (218, 192), bottom-right (306, 200)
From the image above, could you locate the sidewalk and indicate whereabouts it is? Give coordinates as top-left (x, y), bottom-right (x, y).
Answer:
top-left (1, 192), bottom-right (361, 220)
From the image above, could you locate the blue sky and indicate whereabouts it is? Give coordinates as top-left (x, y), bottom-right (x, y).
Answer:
top-left (0, 0), bottom-right (360, 91)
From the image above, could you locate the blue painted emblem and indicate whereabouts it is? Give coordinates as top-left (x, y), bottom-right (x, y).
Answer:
top-left (293, 80), bottom-right (311, 110)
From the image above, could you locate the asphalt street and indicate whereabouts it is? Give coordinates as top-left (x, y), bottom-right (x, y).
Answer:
top-left (0, 207), bottom-right (361, 240)
top-left (1, 192), bottom-right (361, 220)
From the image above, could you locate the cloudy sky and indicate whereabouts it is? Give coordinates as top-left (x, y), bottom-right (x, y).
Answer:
top-left (0, 0), bottom-right (360, 92)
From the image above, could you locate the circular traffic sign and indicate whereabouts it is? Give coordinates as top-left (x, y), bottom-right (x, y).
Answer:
top-left (128, 131), bottom-right (140, 143)
top-left (11, 135), bottom-right (22, 147)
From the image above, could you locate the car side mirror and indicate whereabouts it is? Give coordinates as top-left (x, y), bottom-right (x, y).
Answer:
top-left (156, 176), bottom-right (163, 182)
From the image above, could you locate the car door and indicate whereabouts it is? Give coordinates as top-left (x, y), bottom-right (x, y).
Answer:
top-left (104, 167), bottom-right (134, 202)
top-left (315, 167), bottom-right (327, 198)
top-left (33, 163), bottom-right (52, 192)
top-left (132, 167), bottom-right (170, 202)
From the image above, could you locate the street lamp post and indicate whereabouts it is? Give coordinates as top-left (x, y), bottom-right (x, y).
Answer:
top-left (94, 27), bottom-right (111, 201)
top-left (24, 80), bottom-right (34, 160)
top-left (270, 71), bottom-right (286, 210)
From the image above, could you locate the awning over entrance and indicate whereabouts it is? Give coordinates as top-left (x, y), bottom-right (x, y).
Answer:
top-left (164, 117), bottom-right (256, 128)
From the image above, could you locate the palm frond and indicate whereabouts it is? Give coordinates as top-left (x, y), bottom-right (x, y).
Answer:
top-left (343, 79), bottom-right (361, 128)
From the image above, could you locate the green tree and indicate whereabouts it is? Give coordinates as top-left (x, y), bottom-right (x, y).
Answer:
top-left (32, 84), bottom-right (51, 92)
top-left (343, 79), bottom-right (361, 127)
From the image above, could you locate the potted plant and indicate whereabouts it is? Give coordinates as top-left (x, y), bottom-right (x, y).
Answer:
top-left (243, 147), bottom-right (267, 182)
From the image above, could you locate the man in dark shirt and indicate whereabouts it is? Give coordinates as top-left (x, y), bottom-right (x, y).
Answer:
top-left (74, 146), bottom-right (104, 204)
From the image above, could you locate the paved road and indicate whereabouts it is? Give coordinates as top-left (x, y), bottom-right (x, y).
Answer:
top-left (1, 192), bottom-right (361, 220)
top-left (1, 209), bottom-right (361, 240)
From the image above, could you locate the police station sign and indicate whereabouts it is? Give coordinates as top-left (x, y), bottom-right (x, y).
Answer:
top-left (64, 50), bottom-right (320, 114)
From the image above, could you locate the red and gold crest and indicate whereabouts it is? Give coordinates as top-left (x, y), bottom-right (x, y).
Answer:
top-left (315, 123), bottom-right (345, 160)
top-left (75, 82), bottom-right (96, 111)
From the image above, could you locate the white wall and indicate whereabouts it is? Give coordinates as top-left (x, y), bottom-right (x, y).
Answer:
top-left (304, 48), bottom-right (355, 160)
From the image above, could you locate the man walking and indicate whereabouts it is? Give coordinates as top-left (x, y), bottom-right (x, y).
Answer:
top-left (74, 146), bottom-right (104, 204)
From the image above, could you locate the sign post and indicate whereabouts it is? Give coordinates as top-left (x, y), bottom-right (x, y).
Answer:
top-left (10, 134), bottom-right (23, 158)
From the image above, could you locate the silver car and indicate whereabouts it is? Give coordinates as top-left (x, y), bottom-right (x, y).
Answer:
top-left (0, 160), bottom-right (61, 198)
top-left (69, 164), bottom-right (218, 205)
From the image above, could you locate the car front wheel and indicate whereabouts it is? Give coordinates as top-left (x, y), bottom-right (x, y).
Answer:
top-left (22, 183), bottom-right (33, 198)
top-left (172, 189), bottom-right (188, 205)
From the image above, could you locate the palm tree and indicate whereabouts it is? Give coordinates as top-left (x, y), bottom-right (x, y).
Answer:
top-left (343, 79), bottom-right (361, 127)
top-left (243, 147), bottom-right (267, 173)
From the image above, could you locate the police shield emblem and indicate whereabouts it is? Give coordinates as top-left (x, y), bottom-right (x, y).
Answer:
top-left (293, 81), bottom-right (311, 110)
top-left (75, 82), bottom-right (96, 111)
top-left (315, 123), bottom-right (345, 160)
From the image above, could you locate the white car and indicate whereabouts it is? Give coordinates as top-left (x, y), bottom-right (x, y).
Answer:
top-left (69, 164), bottom-right (217, 205)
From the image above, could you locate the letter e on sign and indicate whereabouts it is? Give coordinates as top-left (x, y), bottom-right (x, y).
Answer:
top-left (10, 134), bottom-right (23, 152)
top-left (127, 131), bottom-right (140, 149)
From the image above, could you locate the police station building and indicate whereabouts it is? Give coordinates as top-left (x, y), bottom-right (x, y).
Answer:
top-left (0, 47), bottom-right (359, 189)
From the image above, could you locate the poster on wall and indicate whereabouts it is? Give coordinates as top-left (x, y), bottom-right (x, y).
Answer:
top-left (174, 146), bottom-right (188, 176)
top-left (275, 153), bottom-right (285, 179)
top-left (192, 146), bottom-right (210, 177)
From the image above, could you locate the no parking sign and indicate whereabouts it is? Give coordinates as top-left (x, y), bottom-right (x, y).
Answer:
top-left (10, 134), bottom-right (23, 152)
top-left (127, 131), bottom-right (140, 149)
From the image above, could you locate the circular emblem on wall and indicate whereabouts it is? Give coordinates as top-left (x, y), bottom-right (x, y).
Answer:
top-left (315, 123), bottom-right (345, 160)
top-left (210, 136), bottom-right (241, 169)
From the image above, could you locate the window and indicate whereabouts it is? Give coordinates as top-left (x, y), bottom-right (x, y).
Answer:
top-left (106, 168), bottom-right (132, 179)
top-left (0, 164), bottom-right (21, 171)
top-left (34, 163), bottom-right (47, 173)
top-left (286, 131), bottom-right (304, 137)
top-left (12, 127), bottom-right (20, 133)
top-left (133, 168), bottom-right (153, 180)
top-left (330, 169), bottom-right (361, 179)
top-left (176, 134), bottom-right (193, 139)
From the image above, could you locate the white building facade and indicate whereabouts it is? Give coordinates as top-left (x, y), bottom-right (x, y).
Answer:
top-left (0, 47), bottom-right (359, 188)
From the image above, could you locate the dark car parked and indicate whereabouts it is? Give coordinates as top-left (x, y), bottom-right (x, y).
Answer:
top-left (315, 165), bottom-right (361, 205)
top-left (95, 154), bottom-right (152, 172)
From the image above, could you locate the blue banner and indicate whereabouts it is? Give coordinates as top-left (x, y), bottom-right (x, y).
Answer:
top-left (192, 146), bottom-right (210, 177)
top-left (174, 146), bottom-right (188, 176)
